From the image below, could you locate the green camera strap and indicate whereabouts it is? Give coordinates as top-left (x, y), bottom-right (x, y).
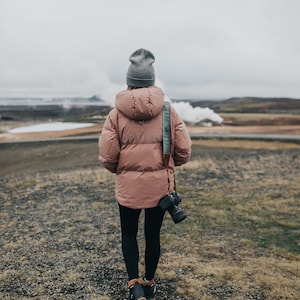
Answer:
top-left (162, 101), bottom-right (171, 167)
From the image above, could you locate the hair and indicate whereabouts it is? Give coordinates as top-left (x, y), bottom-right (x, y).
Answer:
top-left (127, 86), bottom-right (142, 90)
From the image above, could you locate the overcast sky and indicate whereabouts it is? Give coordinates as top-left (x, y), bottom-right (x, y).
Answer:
top-left (1, 0), bottom-right (300, 101)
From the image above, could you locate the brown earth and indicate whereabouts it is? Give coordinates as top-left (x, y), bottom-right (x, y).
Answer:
top-left (1, 123), bottom-right (300, 179)
top-left (0, 124), bottom-right (102, 142)
top-left (0, 137), bottom-right (300, 299)
top-left (1, 124), bottom-right (300, 142)
top-left (187, 125), bottom-right (300, 135)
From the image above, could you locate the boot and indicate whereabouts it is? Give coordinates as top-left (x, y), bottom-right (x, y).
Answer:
top-left (128, 279), bottom-right (146, 300)
top-left (138, 276), bottom-right (157, 298)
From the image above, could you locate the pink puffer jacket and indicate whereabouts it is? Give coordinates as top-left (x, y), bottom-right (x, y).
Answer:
top-left (98, 86), bottom-right (191, 209)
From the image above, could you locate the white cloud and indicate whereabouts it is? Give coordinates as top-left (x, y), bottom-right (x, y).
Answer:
top-left (0, 0), bottom-right (300, 99)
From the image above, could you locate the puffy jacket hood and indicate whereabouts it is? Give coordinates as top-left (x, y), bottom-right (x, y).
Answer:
top-left (115, 86), bottom-right (164, 121)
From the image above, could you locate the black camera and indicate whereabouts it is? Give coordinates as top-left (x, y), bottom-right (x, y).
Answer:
top-left (158, 192), bottom-right (187, 224)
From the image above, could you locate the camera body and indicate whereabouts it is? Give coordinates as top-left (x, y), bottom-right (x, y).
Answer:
top-left (159, 192), bottom-right (187, 224)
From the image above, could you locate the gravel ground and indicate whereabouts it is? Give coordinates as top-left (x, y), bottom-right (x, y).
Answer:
top-left (0, 140), bottom-right (299, 299)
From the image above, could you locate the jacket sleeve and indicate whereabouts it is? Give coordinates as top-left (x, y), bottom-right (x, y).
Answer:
top-left (171, 107), bottom-right (192, 166)
top-left (98, 110), bottom-right (120, 173)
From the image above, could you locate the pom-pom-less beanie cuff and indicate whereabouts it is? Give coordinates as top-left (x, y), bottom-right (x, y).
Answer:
top-left (126, 48), bottom-right (155, 87)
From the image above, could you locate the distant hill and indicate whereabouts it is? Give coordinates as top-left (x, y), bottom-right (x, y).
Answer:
top-left (182, 97), bottom-right (300, 114)
top-left (0, 95), bottom-right (109, 122)
top-left (87, 95), bottom-right (104, 102)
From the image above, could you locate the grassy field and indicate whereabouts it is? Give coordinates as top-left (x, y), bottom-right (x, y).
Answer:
top-left (219, 113), bottom-right (300, 126)
top-left (0, 139), bottom-right (300, 299)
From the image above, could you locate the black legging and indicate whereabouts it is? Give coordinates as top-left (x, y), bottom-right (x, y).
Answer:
top-left (118, 203), bottom-right (165, 281)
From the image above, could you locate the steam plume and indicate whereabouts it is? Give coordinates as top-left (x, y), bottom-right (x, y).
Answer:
top-left (157, 79), bottom-right (223, 124)
top-left (172, 101), bottom-right (223, 124)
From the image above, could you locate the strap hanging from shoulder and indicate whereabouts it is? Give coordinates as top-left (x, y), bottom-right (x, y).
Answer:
top-left (162, 101), bottom-right (171, 167)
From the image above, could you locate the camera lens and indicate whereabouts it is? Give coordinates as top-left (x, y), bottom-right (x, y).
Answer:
top-left (168, 205), bottom-right (187, 224)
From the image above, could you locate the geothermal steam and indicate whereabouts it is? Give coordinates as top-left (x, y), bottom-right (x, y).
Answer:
top-left (171, 101), bottom-right (223, 124)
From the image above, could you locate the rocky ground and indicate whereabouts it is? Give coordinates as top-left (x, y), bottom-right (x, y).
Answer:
top-left (0, 139), bottom-right (300, 299)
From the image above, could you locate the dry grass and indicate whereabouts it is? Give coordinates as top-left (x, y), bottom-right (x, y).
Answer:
top-left (192, 139), bottom-right (300, 150)
top-left (160, 148), bottom-right (300, 299)
top-left (220, 113), bottom-right (300, 122)
top-left (0, 140), bottom-right (299, 299)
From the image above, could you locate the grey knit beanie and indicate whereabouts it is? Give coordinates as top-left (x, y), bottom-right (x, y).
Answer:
top-left (126, 48), bottom-right (155, 87)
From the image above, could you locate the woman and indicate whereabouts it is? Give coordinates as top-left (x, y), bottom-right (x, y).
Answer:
top-left (99, 48), bottom-right (191, 300)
